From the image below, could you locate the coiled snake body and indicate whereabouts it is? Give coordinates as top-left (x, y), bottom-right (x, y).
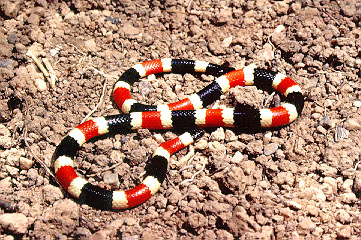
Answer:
top-left (53, 59), bottom-right (304, 210)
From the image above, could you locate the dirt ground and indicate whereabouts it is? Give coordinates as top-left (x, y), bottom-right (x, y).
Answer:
top-left (0, 0), bottom-right (361, 239)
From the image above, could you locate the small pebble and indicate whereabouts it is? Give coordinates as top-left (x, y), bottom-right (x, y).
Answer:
top-left (74, 227), bottom-right (92, 239)
top-left (43, 185), bottom-right (64, 204)
top-left (286, 200), bottom-right (302, 210)
top-left (231, 151), bottom-right (244, 164)
top-left (335, 209), bottom-right (350, 224)
top-left (263, 143), bottom-right (279, 156)
top-left (194, 139), bottom-right (208, 150)
top-left (340, 192), bottom-right (357, 203)
top-left (153, 134), bottom-right (165, 144)
top-left (34, 78), bottom-right (47, 92)
top-left (263, 132), bottom-right (272, 143)
top-left (0, 213), bottom-right (31, 234)
top-left (298, 217), bottom-right (316, 231)
top-left (312, 187), bottom-right (326, 202)
top-left (103, 172), bottom-right (120, 189)
top-left (316, 126), bottom-right (327, 135)
top-left (19, 157), bottom-right (33, 170)
top-left (89, 230), bottom-right (108, 240)
top-left (336, 225), bottom-right (352, 239)
top-left (279, 207), bottom-right (293, 218)
top-left (354, 101), bottom-right (361, 107)
top-left (0, 59), bottom-right (16, 70)
top-left (306, 205), bottom-right (319, 216)
top-left (311, 112), bottom-right (322, 119)
top-left (83, 39), bottom-right (97, 52)
top-left (124, 217), bottom-right (137, 226)
top-left (354, 173), bottom-right (361, 191)
top-left (324, 99), bottom-right (335, 107)
top-left (221, 36), bottom-right (232, 48)
top-left (341, 179), bottom-right (353, 193)
top-left (240, 160), bottom-right (256, 175)
top-left (210, 127), bottom-right (225, 142)
top-left (138, 81), bottom-right (153, 96)
top-left (323, 177), bottom-right (337, 193)
top-left (260, 43), bottom-right (274, 61)
top-left (344, 119), bottom-right (361, 131)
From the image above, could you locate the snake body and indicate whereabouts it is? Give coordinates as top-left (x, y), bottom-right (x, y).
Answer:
top-left (53, 59), bottom-right (304, 210)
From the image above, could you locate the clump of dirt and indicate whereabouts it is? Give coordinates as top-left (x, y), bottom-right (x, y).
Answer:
top-left (0, 0), bottom-right (360, 239)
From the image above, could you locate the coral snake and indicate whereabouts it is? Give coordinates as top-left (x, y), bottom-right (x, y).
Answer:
top-left (53, 59), bottom-right (304, 210)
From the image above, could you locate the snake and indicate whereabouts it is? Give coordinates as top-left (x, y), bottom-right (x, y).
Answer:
top-left (53, 59), bottom-right (304, 210)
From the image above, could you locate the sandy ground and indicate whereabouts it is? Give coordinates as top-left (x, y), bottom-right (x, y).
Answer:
top-left (0, 0), bottom-right (361, 239)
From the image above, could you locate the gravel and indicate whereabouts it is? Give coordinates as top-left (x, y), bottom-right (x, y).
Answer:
top-left (0, 0), bottom-right (360, 238)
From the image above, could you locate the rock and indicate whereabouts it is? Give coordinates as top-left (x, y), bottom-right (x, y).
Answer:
top-left (279, 207), bottom-right (293, 218)
top-left (216, 229), bottom-right (233, 240)
top-left (84, 39), bottom-right (97, 52)
top-left (208, 40), bottom-right (223, 55)
top-left (5, 165), bottom-right (18, 177)
top-left (43, 184), bottom-right (64, 204)
top-left (274, 1), bottom-right (289, 15)
top-left (340, 1), bottom-right (357, 16)
top-left (210, 127), bottom-right (225, 142)
top-left (0, 125), bottom-right (13, 149)
top-left (74, 227), bottom-right (92, 240)
top-left (156, 194), bottom-right (168, 208)
top-left (240, 160), bottom-right (255, 175)
top-left (354, 172), bottom-right (361, 192)
top-left (27, 13), bottom-right (40, 25)
top-left (312, 187), bottom-right (326, 202)
top-left (231, 151), bottom-right (244, 164)
top-left (298, 217), bottom-right (316, 231)
top-left (323, 177), bottom-right (337, 194)
top-left (264, 131), bottom-right (274, 142)
top-left (195, 139), bottom-right (208, 150)
top-left (213, 8), bottom-right (232, 25)
top-left (285, 200), bottom-right (302, 210)
top-left (187, 184), bottom-right (201, 199)
top-left (34, 78), bottom-right (47, 92)
top-left (341, 179), bottom-right (353, 193)
top-left (306, 205), bottom-right (319, 217)
top-left (0, 0), bottom-right (21, 18)
top-left (0, 175), bottom-right (12, 189)
top-left (221, 36), bottom-right (232, 48)
top-left (0, 59), bottom-right (16, 70)
top-left (43, 199), bottom-right (79, 235)
top-left (120, 23), bottom-right (141, 36)
top-left (259, 43), bottom-right (274, 61)
top-left (274, 172), bottom-right (294, 186)
top-left (0, 213), bottom-right (31, 234)
top-left (0, 124), bottom-right (10, 137)
top-left (224, 167), bottom-right (245, 191)
top-left (19, 157), bottom-right (33, 170)
top-left (208, 141), bottom-right (226, 155)
top-left (103, 172), bottom-right (120, 189)
top-left (124, 217), bottom-right (137, 226)
top-left (2, 148), bottom-right (25, 166)
top-left (27, 168), bottom-right (39, 185)
top-left (168, 189), bottom-right (181, 205)
top-left (188, 212), bottom-right (207, 228)
top-left (264, 143), bottom-right (279, 155)
top-left (335, 209), bottom-right (351, 224)
top-left (344, 119), bottom-right (361, 130)
top-left (337, 225), bottom-right (352, 238)
top-left (340, 192), bottom-right (357, 203)
top-left (354, 101), bottom-right (361, 107)
top-left (138, 81), bottom-right (153, 96)
top-left (89, 230), bottom-right (109, 240)
top-left (204, 230), bottom-right (217, 239)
